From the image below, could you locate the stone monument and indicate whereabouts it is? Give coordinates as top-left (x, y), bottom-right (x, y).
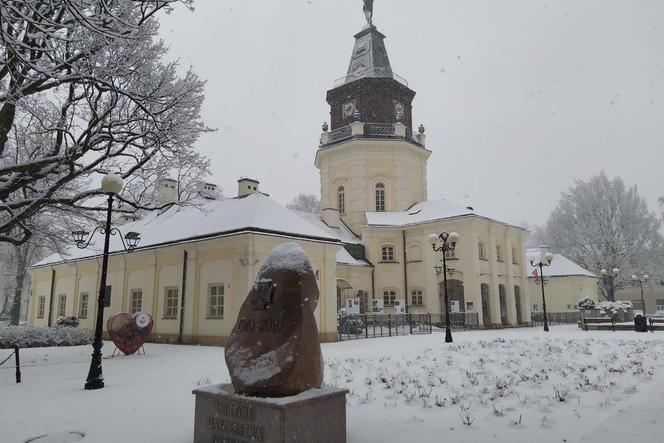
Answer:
top-left (193, 243), bottom-right (347, 443)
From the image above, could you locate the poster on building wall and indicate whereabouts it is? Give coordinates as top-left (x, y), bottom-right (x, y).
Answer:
top-left (104, 286), bottom-right (112, 308)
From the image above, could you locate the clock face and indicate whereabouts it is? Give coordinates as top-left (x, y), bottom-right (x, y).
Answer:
top-left (395, 101), bottom-right (405, 120)
top-left (343, 101), bottom-right (356, 118)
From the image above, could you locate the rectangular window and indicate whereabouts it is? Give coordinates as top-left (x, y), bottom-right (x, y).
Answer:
top-left (208, 284), bottom-right (225, 319)
top-left (466, 301), bottom-right (475, 312)
top-left (164, 287), bottom-right (179, 319)
top-left (496, 245), bottom-right (504, 262)
top-left (657, 299), bottom-right (664, 313)
top-left (381, 246), bottom-right (395, 262)
top-left (478, 242), bottom-right (486, 260)
top-left (130, 289), bottom-right (143, 314)
top-left (78, 292), bottom-right (89, 319)
top-left (512, 247), bottom-right (519, 264)
top-left (37, 296), bottom-right (46, 319)
top-left (411, 290), bottom-right (423, 306)
top-left (533, 304), bottom-right (539, 312)
top-left (567, 304), bottom-right (572, 310)
top-left (383, 290), bottom-right (396, 307)
top-left (444, 249), bottom-right (457, 260)
top-left (57, 294), bottom-right (67, 317)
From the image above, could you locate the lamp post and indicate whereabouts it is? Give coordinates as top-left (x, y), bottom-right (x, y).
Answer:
top-left (631, 273), bottom-right (649, 316)
top-left (429, 231), bottom-right (460, 343)
top-left (73, 174), bottom-right (141, 390)
top-left (599, 267), bottom-right (620, 301)
top-left (530, 248), bottom-right (554, 332)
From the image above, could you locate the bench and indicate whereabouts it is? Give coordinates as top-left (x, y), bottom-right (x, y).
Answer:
top-left (582, 316), bottom-right (616, 332)
top-left (649, 317), bottom-right (664, 332)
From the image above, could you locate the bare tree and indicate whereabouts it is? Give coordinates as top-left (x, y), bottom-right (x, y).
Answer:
top-left (287, 194), bottom-right (320, 214)
top-left (539, 172), bottom-right (663, 301)
top-left (0, 0), bottom-right (210, 246)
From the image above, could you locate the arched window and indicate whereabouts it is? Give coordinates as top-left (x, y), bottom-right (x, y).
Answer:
top-left (337, 186), bottom-right (345, 214)
top-left (381, 245), bottom-right (395, 262)
top-left (375, 183), bottom-right (385, 212)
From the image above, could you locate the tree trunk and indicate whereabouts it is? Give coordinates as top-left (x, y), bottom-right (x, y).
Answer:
top-left (9, 244), bottom-right (28, 326)
top-left (0, 101), bottom-right (16, 154)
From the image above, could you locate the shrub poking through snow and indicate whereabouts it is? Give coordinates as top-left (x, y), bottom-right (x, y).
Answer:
top-left (577, 298), bottom-right (596, 310)
top-left (54, 316), bottom-right (80, 328)
top-left (0, 325), bottom-right (93, 348)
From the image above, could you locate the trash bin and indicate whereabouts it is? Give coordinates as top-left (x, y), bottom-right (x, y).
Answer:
top-left (634, 315), bottom-right (648, 333)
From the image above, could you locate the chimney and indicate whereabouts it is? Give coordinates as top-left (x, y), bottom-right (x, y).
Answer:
top-left (237, 178), bottom-right (259, 198)
top-left (199, 182), bottom-right (220, 200)
top-left (321, 207), bottom-right (340, 228)
top-left (157, 178), bottom-right (178, 208)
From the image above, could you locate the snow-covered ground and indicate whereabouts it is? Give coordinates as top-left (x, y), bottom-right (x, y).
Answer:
top-left (2, 325), bottom-right (663, 443)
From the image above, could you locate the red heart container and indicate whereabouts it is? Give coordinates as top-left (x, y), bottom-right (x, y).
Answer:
top-left (107, 312), bottom-right (154, 355)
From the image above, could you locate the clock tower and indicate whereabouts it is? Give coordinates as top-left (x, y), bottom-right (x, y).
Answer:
top-left (315, 17), bottom-right (431, 235)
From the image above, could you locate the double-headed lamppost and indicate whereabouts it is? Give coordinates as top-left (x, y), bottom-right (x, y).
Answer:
top-left (599, 267), bottom-right (620, 301)
top-left (631, 273), bottom-right (649, 316)
top-left (72, 174), bottom-right (141, 390)
top-left (429, 231), bottom-right (460, 343)
top-left (530, 248), bottom-right (554, 332)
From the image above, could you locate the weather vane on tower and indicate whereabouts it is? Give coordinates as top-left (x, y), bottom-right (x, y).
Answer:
top-left (363, 0), bottom-right (374, 26)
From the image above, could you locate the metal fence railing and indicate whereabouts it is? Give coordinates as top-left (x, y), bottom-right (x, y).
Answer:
top-left (337, 312), bottom-right (480, 341)
top-left (530, 311), bottom-right (581, 327)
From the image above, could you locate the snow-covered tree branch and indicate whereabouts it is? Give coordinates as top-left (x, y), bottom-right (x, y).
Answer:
top-left (0, 0), bottom-right (210, 246)
top-left (538, 172), bottom-right (663, 301)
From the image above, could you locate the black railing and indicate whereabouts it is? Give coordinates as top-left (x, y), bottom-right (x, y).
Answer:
top-left (364, 123), bottom-right (395, 137)
top-left (337, 312), bottom-right (479, 341)
top-left (329, 125), bottom-right (352, 143)
top-left (530, 311), bottom-right (581, 327)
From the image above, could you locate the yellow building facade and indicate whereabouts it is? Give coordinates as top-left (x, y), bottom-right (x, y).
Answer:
top-left (28, 194), bottom-right (342, 344)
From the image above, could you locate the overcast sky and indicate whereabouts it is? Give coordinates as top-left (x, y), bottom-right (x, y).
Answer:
top-left (159, 0), bottom-right (664, 228)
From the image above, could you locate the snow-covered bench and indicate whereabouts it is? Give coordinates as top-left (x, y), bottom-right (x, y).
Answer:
top-left (649, 317), bottom-right (664, 332)
top-left (582, 316), bottom-right (616, 332)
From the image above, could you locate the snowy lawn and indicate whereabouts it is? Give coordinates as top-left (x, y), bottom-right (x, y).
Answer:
top-left (1, 325), bottom-right (663, 443)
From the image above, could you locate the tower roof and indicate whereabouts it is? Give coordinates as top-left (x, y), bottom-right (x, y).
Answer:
top-left (343, 26), bottom-right (394, 85)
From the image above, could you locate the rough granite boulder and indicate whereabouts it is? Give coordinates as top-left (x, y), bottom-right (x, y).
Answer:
top-left (225, 243), bottom-right (324, 397)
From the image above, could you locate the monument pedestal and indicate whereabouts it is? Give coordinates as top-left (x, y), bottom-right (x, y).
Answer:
top-left (193, 384), bottom-right (348, 443)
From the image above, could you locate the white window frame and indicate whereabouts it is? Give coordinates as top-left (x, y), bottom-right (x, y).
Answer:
top-left (37, 296), bottom-right (46, 319)
top-left (130, 289), bottom-right (143, 314)
top-left (381, 245), bottom-right (396, 262)
top-left (208, 283), bottom-right (225, 319)
top-left (78, 292), bottom-right (89, 319)
top-left (375, 183), bottom-right (386, 212)
top-left (57, 294), bottom-right (67, 317)
top-left (164, 286), bottom-right (179, 319)
top-left (478, 241), bottom-right (486, 260)
top-left (383, 289), bottom-right (397, 307)
top-left (411, 289), bottom-right (423, 306)
top-left (337, 186), bottom-right (345, 214)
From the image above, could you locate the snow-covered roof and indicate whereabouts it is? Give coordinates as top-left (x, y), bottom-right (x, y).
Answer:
top-left (365, 199), bottom-right (525, 230)
top-left (525, 248), bottom-right (596, 278)
top-left (32, 193), bottom-right (341, 268)
top-left (294, 211), bottom-right (362, 244)
top-left (336, 248), bottom-right (372, 267)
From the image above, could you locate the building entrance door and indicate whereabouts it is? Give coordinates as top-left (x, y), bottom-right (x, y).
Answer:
top-left (481, 283), bottom-right (491, 327)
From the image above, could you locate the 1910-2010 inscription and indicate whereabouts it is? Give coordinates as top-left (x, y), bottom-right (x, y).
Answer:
top-left (207, 401), bottom-right (264, 443)
top-left (236, 318), bottom-right (283, 334)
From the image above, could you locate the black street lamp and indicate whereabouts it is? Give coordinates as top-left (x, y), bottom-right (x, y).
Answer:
top-left (73, 174), bottom-right (141, 390)
top-left (429, 231), bottom-right (460, 343)
top-left (599, 267), bottom-right (620, 301)
top-left (631, 273), bottom-right (649, 316)
top-left (530, 248), bottom-right (554, 332)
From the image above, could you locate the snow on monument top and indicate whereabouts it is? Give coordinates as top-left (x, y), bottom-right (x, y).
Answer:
top-left (258, 242), bottom-right (313, 275)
